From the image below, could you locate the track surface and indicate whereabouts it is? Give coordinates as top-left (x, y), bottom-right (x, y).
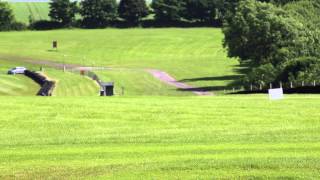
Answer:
top-left (0, 55), bottom-right (213, 96)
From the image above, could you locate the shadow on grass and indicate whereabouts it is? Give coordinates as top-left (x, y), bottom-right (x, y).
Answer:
top-left (177, 86), bottom-right (227, 92)
top-left (177, 63), bottom-right (250, 92)
top-left (180, 75), bottom-right (243, 82)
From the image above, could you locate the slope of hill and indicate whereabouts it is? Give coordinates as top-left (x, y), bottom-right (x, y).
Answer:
top-left (0, 28), bottom-right (241, 94)
top-left (9, 2), bottom-right (49, 24)
top-left (0, 60), bottom-right (100, 96)
top-left (0, 60), bottom-right (39, 96)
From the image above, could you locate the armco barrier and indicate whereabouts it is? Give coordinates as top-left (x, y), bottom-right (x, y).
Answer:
top-left (24, 70), bottom-right (56, 96)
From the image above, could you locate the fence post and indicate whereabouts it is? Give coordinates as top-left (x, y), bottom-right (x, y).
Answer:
top-left (270, 83), bottom-right (272, 89)
top-left (280, 81), bottom-right (282, 88)
top-left (314, 80), bottom-right (316, 87)
top-left (259, 84), bottom-right (262, 91)
top-left (302, 81), bottom-right (305, 87)
top-left (290, 82), bottom-right (293, 88)
top-left (250, 84), bottom-right (253, 91)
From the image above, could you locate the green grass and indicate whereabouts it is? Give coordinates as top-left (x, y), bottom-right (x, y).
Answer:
top-left (9, 2), bottom-right (49, 24)
top-left (0, 61), bottom-right (39, 96)
top-left (0, 74), bottom-right (39, 96)
top-left (0, 28), bottom-right (240, 94)
top-left (0, 95), bottom-right (319, 179)
top-left (45, 69), bottom-right (99, 96)
top-left (95, 69), bottom-right (192, 96)
top-left (0, 60), bottom-right (99, 96)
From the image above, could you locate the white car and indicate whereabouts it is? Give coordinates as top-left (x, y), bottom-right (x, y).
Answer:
top-left (8, 67), bottom-right (27, 75)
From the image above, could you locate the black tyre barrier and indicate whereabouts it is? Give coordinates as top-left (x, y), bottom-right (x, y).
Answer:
top-left (24, 70), bottom-right (56, 96)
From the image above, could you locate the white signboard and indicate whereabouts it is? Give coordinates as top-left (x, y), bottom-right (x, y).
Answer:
top-left (268, 88), bottom-right (284, 100)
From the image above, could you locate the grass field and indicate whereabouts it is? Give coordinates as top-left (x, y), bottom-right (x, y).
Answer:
top-left (0, 61), bottom-right (39, 96)
top-left (95, 70), bottom-right (192, 96)
top-left (45, 69), bottom-right (99, 96)
top-left (0, 74), bottom-right (39, 96)
top-left (9, 2), bottom-right (49, 24)
top-left (0, 28), bottom-right (240, 94)
top-left (0, 95), bottom-right (319, 179)
top-left (0, 60), bottom-right (99, 96)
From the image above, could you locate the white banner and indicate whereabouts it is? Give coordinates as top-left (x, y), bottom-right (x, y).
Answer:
top-left (268, 88), bottom-right (284, 100)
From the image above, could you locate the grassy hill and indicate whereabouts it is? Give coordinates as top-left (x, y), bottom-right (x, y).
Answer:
top-left (9, 2), bottom-right (49, 24)
top-left (95, 70), bottom-right (192, 96)
top-left (0, 60), bottom-right (39, 96)
top-left (0, 60), bottom-right (99, 96)
top-left (0, 28), bottom-right (240, 94)
top-left (0, 95), bottom-right (319, 179)
top-left (0, 74), bottom-right (39, 96)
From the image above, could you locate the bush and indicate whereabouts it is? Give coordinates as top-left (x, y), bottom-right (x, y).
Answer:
top-left (29, 20), bottom-right (64, 30)
top-left (80, 0), bottom-right (118, 28)
top-left (118, 0), bottom-right (149, 25)
top-left (9, 22), bottom-right (27, 31)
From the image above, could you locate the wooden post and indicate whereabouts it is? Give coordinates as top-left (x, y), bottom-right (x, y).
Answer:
top-left (290, 82), bottom-right (293, 88)
top-left (314, 80), bottom-right (316, 87)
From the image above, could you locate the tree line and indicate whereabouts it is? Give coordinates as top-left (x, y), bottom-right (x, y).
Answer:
top-left (0, 0), bottom-right (299, 30)
top-left (0, 0), bottom-right (241, 30)
top-left (48, 0), bottom-right (230, 28)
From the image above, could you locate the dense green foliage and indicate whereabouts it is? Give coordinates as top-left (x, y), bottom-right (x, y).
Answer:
top-left (151, 0), bottom-right (185, 22)
top-left (1, 95), bottom-right (320, 178)
top-left (183, 0), bottom-right (220, 23)
top-left (49, 0), bottom-right (77, 26)
top-left (223, 0), bottom-right (320, 88)
top-left (80, 0), bottom-right (117, 28)
top-left (0, 2), bottom-right (14, 30)
top-left (118, 0), bottom-right (149, 25)
top-left (6, 0), bottom-right (306, 29)
top-left (0, 2), bottom-right (26, 31)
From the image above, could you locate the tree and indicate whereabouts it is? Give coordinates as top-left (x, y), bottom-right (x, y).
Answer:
top-left (118, 0), bottom-right (149, 25)
top-left (223, 0), bottom-right (305, 66)
top-left (0, 2), bottom-right (15, 31)
top-left (49, 0), bottom-right (78, 26)
top-left (151, 0), bottom-right (185, 22)
top-left (80, 0), bottom-right (117, 28)
top-left (183, 0), bottom-right (218, 23)
top-left (222, 0), bottom-right (318, 86)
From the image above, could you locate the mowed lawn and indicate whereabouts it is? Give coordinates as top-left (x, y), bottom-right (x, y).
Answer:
top-left (0, 28), bottom-right (240, 91)
top-left (0, 95), bottom-right (319, 179)
top-left (45, 69), bottom-right (99, 96)
top-left (0, 61), bottom-right (39, 96)
top-left (95, 70), bottom-right (192, 96)
top-left (9, 2), bottom-right (49, 24)
top-left (0, 60), bottom-right (99, 96)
